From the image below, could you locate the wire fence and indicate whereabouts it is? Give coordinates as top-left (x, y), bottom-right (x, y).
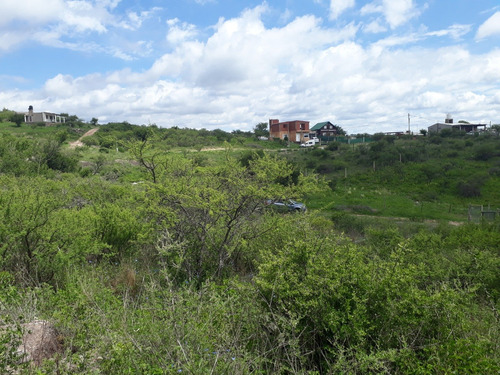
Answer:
top-left (468, 204), bottom-right (499, 223)
top-left (319, 136), bottom-right (374, 144)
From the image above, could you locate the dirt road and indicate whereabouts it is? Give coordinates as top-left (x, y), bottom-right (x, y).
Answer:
top-left (68, 128), bottom-right (99, 148)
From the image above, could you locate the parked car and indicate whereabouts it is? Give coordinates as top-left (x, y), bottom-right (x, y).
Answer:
top-left (300, 137), bottom-right (319, 147)
top-left (265, 199), bottom-right (306, 213)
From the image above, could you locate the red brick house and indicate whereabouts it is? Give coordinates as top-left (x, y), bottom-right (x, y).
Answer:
top-left (269, 119), bottom-right (310, 143)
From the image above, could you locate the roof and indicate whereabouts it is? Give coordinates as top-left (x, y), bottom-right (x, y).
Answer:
top-left (311, 121), bottom-right (334, 131)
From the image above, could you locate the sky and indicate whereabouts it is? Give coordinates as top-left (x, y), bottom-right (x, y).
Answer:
top-left (1, 0), bottom-right (500, 134)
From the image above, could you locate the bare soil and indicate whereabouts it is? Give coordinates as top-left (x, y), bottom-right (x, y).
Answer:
top-left (68, 128), bottom-right (99, 148)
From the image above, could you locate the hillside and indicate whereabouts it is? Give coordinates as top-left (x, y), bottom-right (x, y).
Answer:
top-left (0, 118), bottom-right (499, 373)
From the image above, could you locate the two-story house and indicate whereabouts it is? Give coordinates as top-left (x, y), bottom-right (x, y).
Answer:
top-left (269, 119), bottom-right (310, 143)
top-left (310, 121), bottom-right (343, 138)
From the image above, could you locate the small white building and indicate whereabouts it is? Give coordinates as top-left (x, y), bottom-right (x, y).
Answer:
top-left (24, 105), bottom-right (66, 124)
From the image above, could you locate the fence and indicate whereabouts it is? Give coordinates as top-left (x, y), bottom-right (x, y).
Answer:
top-left (319, 136), bottom-right (373, 144)
top-left (468, 204), bottom-right (499, 223)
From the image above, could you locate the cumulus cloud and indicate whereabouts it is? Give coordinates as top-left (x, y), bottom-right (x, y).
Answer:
top-left (329, 0), bottom-right (355, 20)
top-left (0, 0), bottom-right (65, 27)
top-left (2, 3), bottom-right (500, 132)
top-left (0, 0), bottom-right (159, 56)
top-left (476, 12), bottom-right (500, 40)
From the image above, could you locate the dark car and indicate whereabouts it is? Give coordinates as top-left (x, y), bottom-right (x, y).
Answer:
top-left (265, 199), bottom-right (306, 213)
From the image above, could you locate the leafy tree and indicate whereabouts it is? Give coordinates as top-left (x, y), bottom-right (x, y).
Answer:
top-left (8, 113), bottom-right (25, 127)
top-left (253, 122), bottom-right (269, 138)
top-left (128, 132), bottom-right (169, 183)
top-left (60, 113), bottom-right (84, 127)
top-left (90, 117), bottom-right (99, 126)
top-left (150, 152), bottom-right (319, 283)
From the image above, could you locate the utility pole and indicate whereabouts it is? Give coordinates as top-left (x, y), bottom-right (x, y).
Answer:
top-left (408, 113), bottom-right (411, 134)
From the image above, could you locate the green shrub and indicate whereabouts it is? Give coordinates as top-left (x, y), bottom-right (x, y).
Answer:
top-left (474, 144), bottom-right (496, 161)
top-left (255, 224), bottom-right (484, 372)
top-left (331, 211), bottom-right (366, 235)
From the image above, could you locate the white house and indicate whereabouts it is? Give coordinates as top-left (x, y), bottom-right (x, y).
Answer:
top-left (24, 105), bottom-right (66, 124)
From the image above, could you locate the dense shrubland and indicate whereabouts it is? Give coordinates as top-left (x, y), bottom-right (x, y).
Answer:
top-left (0, 121), bottom-right (499, 373)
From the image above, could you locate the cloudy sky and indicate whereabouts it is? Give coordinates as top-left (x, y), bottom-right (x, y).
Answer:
top-left (1, 0), bottom-right (500, 133)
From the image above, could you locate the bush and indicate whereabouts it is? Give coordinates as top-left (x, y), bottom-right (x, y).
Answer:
top-left (315, 162), bottom-right (334, 174)
top-left (474, 144), bottom-right (496, 161)
top-left (331, 211), bottom-right (366, 235)
top-left (456, 174), bottom-right (488, 198)
top-left (326, 141), bottom-right (340, 151)
top-left (457, 181), bottom-right (482, 197)
top-left (255, 225), bottom-right (482, 372)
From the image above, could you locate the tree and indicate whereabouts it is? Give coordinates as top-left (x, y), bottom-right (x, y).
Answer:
top-left (254, 122), bottom-right (269, 138)
top-left (420, 129), bottom-right (427, 136)
top-left (150, 152), bottom-right (320, 283)
top-left (334, 124), bottom-right (346, 136)
top-left (9, 113), bottom-right (25, 127)
top-left (91, 117), bottom-right (99, 126)
top-left (128, 132), bottom-right (168, 183)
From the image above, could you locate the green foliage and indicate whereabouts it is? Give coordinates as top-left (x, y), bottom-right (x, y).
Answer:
top-left (150, 152), bottom-right (319, 284)
top-left (253, 122), bottom-right (269, 137)
top-left (0, 122), bottom-right (498, 373)
top-left (0, 315), bottom-right (26, 374)
top-left (8, 113), bottom-right (25, 127)
top-left (474, 143), bottom-right (498, 161)
top-left (256, 220), bottom-right (500, 372)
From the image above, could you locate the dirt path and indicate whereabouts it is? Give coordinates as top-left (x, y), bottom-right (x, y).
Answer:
top-left (68, 128), bottom-right (99, 148)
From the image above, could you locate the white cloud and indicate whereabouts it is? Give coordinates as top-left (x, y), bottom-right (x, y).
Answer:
top-left (383, 0), bottom-right (417, 28)
top-left (426, 24), bottom-right (471, 40)
top-left (166, 19), bottom-right (198, 45)
top-left (363, 19), bottom-right (387, 33)
top-left (0, 0), bottom-right (65, 27)
top-left (123, 8), bottom-right (161, 30)
top-left (476, 12), bottom-right (500, 40)
top-left (360, 3), bottom-right (383, 16)
top-left (329, 0), bottom-right (355, 20)
top-left (0, 0), bottom-right (157, 55)
top-left (360, 0), bottom-right (418, 29)
top-left (2, 4), bottom-right (500, 132)
top-left (194, 0), bottom-right (216, 4)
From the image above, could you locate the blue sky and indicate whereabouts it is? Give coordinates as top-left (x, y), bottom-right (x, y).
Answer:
top-left (1, 0), bottom-right (500, 133)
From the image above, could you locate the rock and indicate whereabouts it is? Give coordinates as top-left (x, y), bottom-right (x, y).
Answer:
top-left (17, 320), bottom-right (62, 365)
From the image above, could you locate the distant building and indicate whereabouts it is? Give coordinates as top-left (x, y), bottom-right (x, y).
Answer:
top-left (310, 121), bottom-right (343, 138)
top-left (23, 105), bottom-right (66, 124)
top-left (428, 114), bottom-right (486, 134)
top-left (269, 119), bottom-right (310, 143)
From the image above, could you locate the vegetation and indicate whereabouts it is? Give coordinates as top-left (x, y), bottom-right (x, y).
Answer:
top-left (0, 114), bottom-right (499, 373)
